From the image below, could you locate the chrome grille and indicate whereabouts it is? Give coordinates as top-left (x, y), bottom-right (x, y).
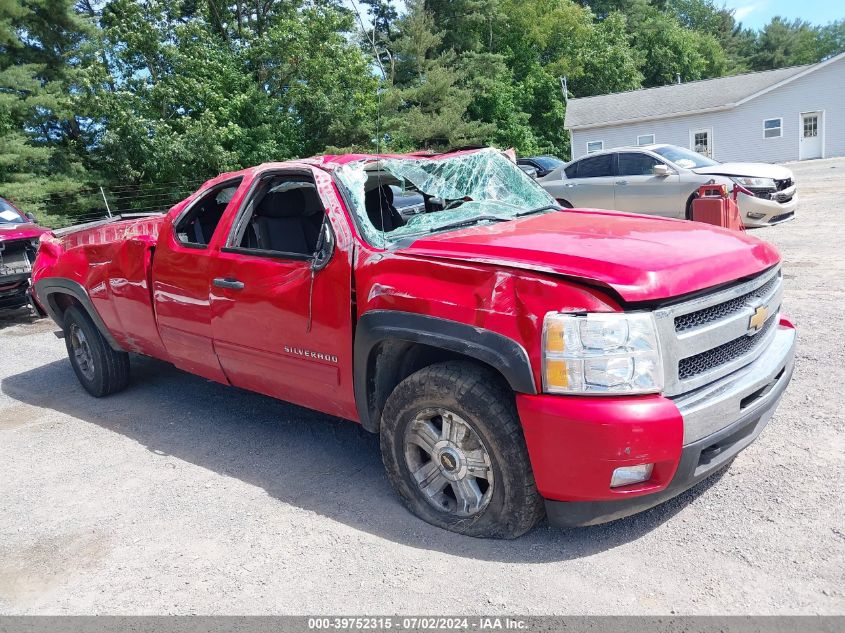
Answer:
top-left (653, 266), bottom-right (783, 397)
top-left (675, 275), bottom-right (779, 332)
top-left (678, 316), bottom-right (776, 380)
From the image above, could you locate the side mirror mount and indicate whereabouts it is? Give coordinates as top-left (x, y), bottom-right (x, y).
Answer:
top-left (25, 212), bottom-right (38, 223)
top-left (311, 218), bottom-right (335, 272)
top-left (652, 164), bottom-right (672, 177)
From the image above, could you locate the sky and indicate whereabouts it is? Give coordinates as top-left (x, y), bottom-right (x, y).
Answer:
top-left (721, 0), bottom-right (844, 29)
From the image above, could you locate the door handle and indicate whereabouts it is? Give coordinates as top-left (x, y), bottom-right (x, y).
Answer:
top-left (213, 277), bottom-right (245, 290)
top-left (615, 180), bottom-right (628, 185)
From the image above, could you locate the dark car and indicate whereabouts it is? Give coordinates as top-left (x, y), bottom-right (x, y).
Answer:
top-left (0, 196), bottom-right (48, 310)
top-left (517, 155), bottom-right (565, 177)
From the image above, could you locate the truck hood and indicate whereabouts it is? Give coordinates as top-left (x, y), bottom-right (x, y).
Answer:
top-left (692, 162), bottom-right (793, 180)
top-left (0, 223), bottom-right (48, 241)
top-left (400, 209), bottom-right (780, 303)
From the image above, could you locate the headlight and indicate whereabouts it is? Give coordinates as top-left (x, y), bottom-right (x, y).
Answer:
top-left (542, 312), bottom-right (663, 395)
top-left (731, 176), bottom-right (775, 189)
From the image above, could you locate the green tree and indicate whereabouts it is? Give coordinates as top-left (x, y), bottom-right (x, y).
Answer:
top-left (751, 17), bottom-right (832, 70)
top-left (624, 4), bottom-right (728, 86)
top-left (385, 1), bottom-right (494, 149)
top-left (492, 1), bottom-right (641, 154)
top-left (817, 20), bottom-right (845, 60)
top-left (0, 0), bottom-right (91, 222)
top-left (79, 0), bottom-right (377, 190)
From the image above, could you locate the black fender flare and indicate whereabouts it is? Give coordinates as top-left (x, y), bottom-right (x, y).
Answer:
top-left (354, 310), bottom-right (537, 430)
top-left (33, 277), bottom-right (125, 351)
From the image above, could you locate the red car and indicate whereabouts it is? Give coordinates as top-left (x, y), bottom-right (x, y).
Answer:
top-left (31, 148), bottom-right (795, 538)
top-left (0, 196), bottom-right (48, 310)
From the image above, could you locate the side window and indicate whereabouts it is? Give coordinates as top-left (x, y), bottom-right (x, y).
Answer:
top-left (617, 153), bottom-right (661, 176)
top-left (174, 179), bottom-right (242, 247)
top-left (575, 154), bottom-right (613, 178)
top-left (228, 174), bottom-right (326, 259)
top-left (564, 162), bottom-right (579, 178)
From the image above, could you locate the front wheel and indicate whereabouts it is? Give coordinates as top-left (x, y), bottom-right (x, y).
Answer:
top-left (64, 305), bottom-right (130, 397)
top-left (380, 361), bottom-right (544, 538)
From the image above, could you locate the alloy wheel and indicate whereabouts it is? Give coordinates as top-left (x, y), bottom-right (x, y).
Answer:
top-left (403, 408), bottom-right (494, 517)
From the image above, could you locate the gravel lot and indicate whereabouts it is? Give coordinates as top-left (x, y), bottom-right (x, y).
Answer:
top-left (1, 158), bottom-right (843, 615)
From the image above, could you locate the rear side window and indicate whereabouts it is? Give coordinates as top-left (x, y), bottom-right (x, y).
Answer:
top-left (574, 154), bottom-right (613, 178)
top-left (174, 179), bottom-right (243, 248)
top-left (617, 153), bottom-right (661, 176)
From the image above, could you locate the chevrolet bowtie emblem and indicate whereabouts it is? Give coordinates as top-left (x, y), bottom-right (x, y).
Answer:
top-left (749, 305), bottom-right (768, 332)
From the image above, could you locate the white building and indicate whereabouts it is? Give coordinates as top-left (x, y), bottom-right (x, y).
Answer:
top-left (564, 52), bottom-right (845, 163)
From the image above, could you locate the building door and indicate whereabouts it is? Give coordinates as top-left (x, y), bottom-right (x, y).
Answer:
top-left (799, 111), bottom-right (823, 160)
top-left (690, 128), bottom-right (713, 158)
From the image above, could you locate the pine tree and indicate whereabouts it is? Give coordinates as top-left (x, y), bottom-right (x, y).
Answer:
top-left (386, 1), bottom-right (493, 149)
top-left (0, 0), bottom-right (91, 224)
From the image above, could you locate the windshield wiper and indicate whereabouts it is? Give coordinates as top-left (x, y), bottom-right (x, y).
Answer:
top-left (428, 215), bottom-right (510, 233)
top-left (515, 204), bottom-right (561, 217)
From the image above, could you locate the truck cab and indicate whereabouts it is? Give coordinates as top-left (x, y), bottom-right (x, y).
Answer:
top-left (32, 148), bottom-right (795, 538)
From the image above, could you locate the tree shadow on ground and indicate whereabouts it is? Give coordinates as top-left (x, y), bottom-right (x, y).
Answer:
top-left (2, 354), bottom-right (729, 563)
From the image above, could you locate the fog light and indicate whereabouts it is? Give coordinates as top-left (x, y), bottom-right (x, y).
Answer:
top-left (610, 464), bottom-right (654, 488)
top-left (746, 212), bottom-right (766, 220)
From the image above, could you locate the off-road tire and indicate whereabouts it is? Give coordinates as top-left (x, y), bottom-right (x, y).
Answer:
top-left (64, 305), bottom-right (130, 397)
top-left (380, 361), bottom-right (545, 538)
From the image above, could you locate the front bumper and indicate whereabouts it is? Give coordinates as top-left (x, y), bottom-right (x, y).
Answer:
top-left (0, 272), bottom-right (31, 310)
top-left (737, 191), bottom-right (797, 228)
top-left (517, 320), bottom-right (796, 527)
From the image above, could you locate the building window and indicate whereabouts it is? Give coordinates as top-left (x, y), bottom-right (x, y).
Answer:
top-left (637, 134), bottom-right (655, 146)
top-left (690, 128), bottom-right (713, 157)
top-left (763, 118), bottom-right (783, 139)
top-left (586, 140), bottom-right (603, 153)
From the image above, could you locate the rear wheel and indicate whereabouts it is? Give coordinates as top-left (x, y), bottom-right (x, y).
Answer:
top-left (380, 361), bottom-right (544, 538)
top-left (64, 305), bottom-right (130, 397)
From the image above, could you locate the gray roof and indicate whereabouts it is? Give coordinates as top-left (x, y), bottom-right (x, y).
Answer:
top-left (564, 64), bottom-right (812, 130)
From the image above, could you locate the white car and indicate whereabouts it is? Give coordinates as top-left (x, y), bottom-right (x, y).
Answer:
top-left (538, 144), bottom-right (797, 227)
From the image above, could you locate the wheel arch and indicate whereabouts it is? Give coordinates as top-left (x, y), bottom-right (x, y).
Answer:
top-left (684, 190), bottom-right (699, 220)
top-left (354, 311), bottom-right (536, 432)
top-left (33, 278), bottom-right (124, 351)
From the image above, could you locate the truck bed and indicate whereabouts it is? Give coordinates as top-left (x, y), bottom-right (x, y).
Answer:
top-left (36, 213), bottom-right (168, 358)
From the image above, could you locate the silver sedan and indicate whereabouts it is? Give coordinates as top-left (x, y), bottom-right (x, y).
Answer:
top-left (537, 144), bottom-right (797, 227)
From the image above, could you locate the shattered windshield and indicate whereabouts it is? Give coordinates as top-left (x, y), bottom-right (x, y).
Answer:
top-left (335, 148), bottom-right (557, 248)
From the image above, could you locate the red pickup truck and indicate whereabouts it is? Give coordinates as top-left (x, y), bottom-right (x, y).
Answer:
top-left (31, 148), bottom-right (795, 538)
